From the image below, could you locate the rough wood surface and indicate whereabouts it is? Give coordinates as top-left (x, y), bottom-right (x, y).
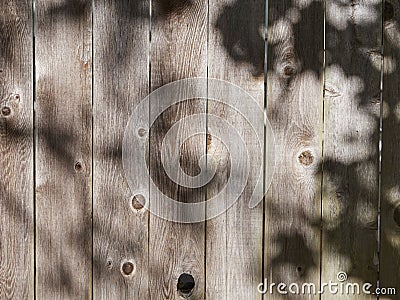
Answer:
top-left (381, 0), bottom-right (400, 293)
top-left (0, 1), bottom-right (33, 299)
top-left (206, 0), bottom-right (265, 298)
top-left (264, 0), bottom-right (323, 297)
top-left (3, 0), bottom-right (400, 298)
top-left (93, 0), bottom-right (149, 299)
top-left (35, 0), bottom-right (92, 298)
top-left (149, 0), bottom-right (207, 298)
top-left (322, 1), bottom-right (381, 297)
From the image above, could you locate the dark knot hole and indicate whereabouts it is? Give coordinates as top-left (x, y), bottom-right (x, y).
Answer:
top-left (177, 273), bottom-right (195, 297)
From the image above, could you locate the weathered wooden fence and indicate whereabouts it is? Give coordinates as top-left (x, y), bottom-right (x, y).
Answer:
top-left (0, 0), bottom-right (399, 299)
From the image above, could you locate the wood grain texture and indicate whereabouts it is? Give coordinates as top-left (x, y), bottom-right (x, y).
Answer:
top-left (381, 0), bottom-right (400, 294)
top-left (0, 1), bottom-right (33, 299)
top-left (264, 0), bottom-right (323, 297)
top-left (93, 0), bottom-right (149, 299)
top-left (206, 0), bottom-right (265, 298)
top-left (35, 0), bottom-right (92, 298)
top-left (149, 0), bottom-right (207, 298)
top-left (322, 0), bottom-right (382, 298)
top-left (2, 1), bottom-right (399, 298)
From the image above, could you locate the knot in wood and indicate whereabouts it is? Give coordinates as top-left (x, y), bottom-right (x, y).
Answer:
top-left (121, 261), bottom-right (135, 276)
top-left (106, 258), bottom-right (113, 269)
top-left (1, 106), bottom-right (11, 116)
top-left (298, 150), bottom-right (314, 166)
top-left (283, 51), bottom-right (295, 61)
top-left (138, 127), bottom-right (147, 137)
top-left (74, 161), bottom-right (83, 172)
top-left (132, 194), bottom-right (145, 210)
top-left (284, 66), bottom-right (296, 77)
top-left (296, 266), bottom-right (304, 276)
top-left (281, 49), bottom-right (297, 77)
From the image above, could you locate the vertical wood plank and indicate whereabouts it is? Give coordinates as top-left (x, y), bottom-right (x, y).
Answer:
top-left (149, 0), bottom-right (207, 298)
top-left (265, 0), bottom-right (323, 297)
top-left (0, 1), bottom-right (33, 298)
top-left (93, 0), bottom-right (149, 299)
top-left (322, 0), bottom-right (381, 297)
top-left (206, 0), bottom-right (265, 298)
top-left (35, 0), bottom-right (92, 298)
top-left (381, 0), bottom-right (400, 292)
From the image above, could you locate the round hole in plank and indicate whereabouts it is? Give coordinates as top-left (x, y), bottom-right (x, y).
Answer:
top-left (177, 273), bottom-right (195, 298)
top-left (284, 66), bottom-right (296, 77)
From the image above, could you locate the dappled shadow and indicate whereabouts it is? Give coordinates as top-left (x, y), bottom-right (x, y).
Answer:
top-left (214, 0), bottom-right (265, 76)
top-left (263, 0), bottom-right (399, 298)
top-left (380, 0), bottom-right (400, 291)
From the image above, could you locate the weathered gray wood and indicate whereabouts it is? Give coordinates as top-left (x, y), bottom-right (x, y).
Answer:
top-left (381, 0), bottom-right (400, 291)
top-left (322, 0), bottom-right (381, 297)
top-left (0, 1), bottom-right (33, 298)
top-left (206, 0), bottom-right (265, 298)
top-left (93, 0), bottom-right (149, 299)
top-left (149, 0), bottom-right (207, 298)
top-left (264, 0), bottom-right (323, 297)
top-left (35, 0), bottom-right (92, 298)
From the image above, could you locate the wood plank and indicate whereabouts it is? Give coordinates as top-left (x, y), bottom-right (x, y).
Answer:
top-left (322, 0), bottom-right (381, 297)
top-left (264, 0), bottom-right (323, 297)
top-left (0, 1), bottom-right (33, 298)
top-left (381, 0), bottom-right (400, 293)
top-left (149, 0), bottom-right (207, 298)
top-left (35, 0), bottom-right (92, 298)
top-left (206, 0), bottom-right (265, 298)
top-left (93, 0), bottom-right (149, 299)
